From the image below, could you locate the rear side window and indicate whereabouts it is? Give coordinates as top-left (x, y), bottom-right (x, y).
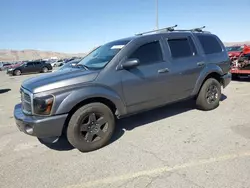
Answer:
top-left (197, 35), bottom-right (222, 54)
top-left (129, 41), bottom-right (163, 64)
top-left (167, 38), bottom-right (196, 58)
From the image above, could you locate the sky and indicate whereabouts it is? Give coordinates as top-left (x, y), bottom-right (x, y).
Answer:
top-left (0, 0), bottom-right (250, 53)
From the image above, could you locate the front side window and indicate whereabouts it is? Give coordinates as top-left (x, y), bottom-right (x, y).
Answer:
top-left (129, 41), bottom-right (163, 64)
top-left (34, 62), bottom-right (41, 65)
top-left (167, 38), bottom-right (195, 58)
top-left (78, 39), bottom-right (131, 69)
top-left (26, 62), bottom-right (33, 66)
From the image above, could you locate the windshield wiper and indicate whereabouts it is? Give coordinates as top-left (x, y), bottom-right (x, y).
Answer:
top-left (72, 64), bottom-right (89, 70)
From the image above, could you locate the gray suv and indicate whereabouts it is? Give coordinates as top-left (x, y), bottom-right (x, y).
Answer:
top-left (14, 26), bottom-right (231, 152)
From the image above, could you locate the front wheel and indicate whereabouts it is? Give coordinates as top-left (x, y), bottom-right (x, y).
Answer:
top-left (196, 78), bottom-right (221, 111)
top-left (14, 69), bottom-right (21, 76)
top-left (42, 67), bottom-right (48, 73)
top-left (67, 102), bottom-right (115, 152)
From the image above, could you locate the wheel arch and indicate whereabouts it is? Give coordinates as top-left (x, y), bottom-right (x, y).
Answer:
top-left (61, 96), bottom-right (119, 136)
top-left (55, 86), bottom-right (127, 117)
top-left (192, 65), bottom-right (224, 96)
top-left (14, 68), bottom-right (22, 75)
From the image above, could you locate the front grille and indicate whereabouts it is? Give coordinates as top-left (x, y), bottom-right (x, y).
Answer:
top-left (20, 89), bottom-right (32, 114)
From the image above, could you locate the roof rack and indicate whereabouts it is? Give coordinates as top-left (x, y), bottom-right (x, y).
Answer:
top-left (135, 25), bottom-right (178, 36)
top-left (135, 25), bottom-right (209, 36)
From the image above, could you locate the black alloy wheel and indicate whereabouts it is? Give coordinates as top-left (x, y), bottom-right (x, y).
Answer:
top-left (80, 112), bottom-right (109, 143)
top-left (67, 102), bottom-right (115, 152)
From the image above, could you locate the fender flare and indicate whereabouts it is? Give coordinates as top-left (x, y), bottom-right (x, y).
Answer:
top-left (192, 64), bottom-right (223, 96)
top-left (55, 85), bottom-right (127, 116)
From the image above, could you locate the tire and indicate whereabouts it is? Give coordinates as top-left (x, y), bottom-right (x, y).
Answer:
top-left (14, 69), bottom-right (21, 76)
top-left (196, 78), bottom-right (221, 111)
top-left (42, 67), bottom-right (48, 73)
top-left (67, 102), bottom-right (115, 152)
top-left (232, 74), bottom-right (240, 80)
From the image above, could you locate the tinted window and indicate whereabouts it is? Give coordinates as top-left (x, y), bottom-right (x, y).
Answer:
top-left (27, 62), bottom-right (33, 66)
top-left (167, 38), bottom-right (195, 58)
top-left (129, 41), bottom-right (163, 64)
top-left (78, 39), bottom-right (131, 69)
top-left (34, 62), bottom-right (41, 65)
top-left (197, 35), bottom-right (222, 54)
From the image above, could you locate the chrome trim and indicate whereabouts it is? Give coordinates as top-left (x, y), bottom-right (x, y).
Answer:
top-left (21, 87), bottom-right (34, 115)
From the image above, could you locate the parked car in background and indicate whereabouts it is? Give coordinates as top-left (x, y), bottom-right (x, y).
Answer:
top-left (56, 58), bottom-right (82, 71)
top-left (0, 63), bottom-right (12, 71)
top-left (226, 45), bottom-right (244, 59)
top-left (7, 60), bottom-right (52, 76)
top-left (50, 59), bottom-right (64, 67)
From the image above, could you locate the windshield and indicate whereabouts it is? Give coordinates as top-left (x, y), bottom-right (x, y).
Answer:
top-left (226, 46), bottom-right (243, 52)
top-left (78, 39), bottom-right (131, 69)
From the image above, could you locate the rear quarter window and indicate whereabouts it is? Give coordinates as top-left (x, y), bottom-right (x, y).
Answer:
top-left (167, 37), bottom-right (197, 58)
top-left (197, 35), bottom-right (222, 54)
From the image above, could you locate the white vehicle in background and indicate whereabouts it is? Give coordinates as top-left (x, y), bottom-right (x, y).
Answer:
top-left (50, 59), bottom-right (64, 67)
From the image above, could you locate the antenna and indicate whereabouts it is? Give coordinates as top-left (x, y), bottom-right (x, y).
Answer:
top-left (155, 0), bottom-right (159, 30)
top-left (135, 25), bottom-right (178, 36)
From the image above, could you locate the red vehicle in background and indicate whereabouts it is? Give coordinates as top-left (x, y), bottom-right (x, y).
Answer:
top-left (227, 44), bottom-right (250, 79)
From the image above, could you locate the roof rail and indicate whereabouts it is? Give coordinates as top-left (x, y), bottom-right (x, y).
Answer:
top-left (135, 25), bottom-right (178, 36)
top-left (191, 26), bottom-right (206, 32)
top-left (135, 25), bottom-right (210, 36)
top-left (167, 26), bottom-right (208, 33)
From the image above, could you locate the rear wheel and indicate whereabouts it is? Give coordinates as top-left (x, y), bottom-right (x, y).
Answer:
top-left (14, 69), bottom-right (21, 76)
top-left (67, 102), bottom-right (115, 152)
top-left (42, 67), bottom-right (48, 73)
top-left (196, 78), bottom-right (221, 111)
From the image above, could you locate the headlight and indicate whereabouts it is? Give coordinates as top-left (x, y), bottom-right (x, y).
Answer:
top-left (33, 95), bottom-right (54, 115)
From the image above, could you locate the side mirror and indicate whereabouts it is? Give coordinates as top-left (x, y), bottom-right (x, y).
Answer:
top-left (122, 59), bottom-right (140, 69)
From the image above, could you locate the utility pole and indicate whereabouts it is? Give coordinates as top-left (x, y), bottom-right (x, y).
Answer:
top-left (156, 0), bottom-right (159, 30)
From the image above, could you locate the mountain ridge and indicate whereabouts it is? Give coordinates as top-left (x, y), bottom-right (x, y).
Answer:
top-left (0, 49), bottom-right (87, 62)
top-left (1, 41), bottom-right (250, 62)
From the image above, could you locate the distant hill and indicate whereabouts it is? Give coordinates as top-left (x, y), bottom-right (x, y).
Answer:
top-left (0, 49), bottom-right (87, 62)
top-left (223, 41), bottom-right (250, 46)
top-left (1, 42), bottom-right (250, 62)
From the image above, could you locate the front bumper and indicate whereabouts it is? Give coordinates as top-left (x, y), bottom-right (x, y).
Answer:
top-left (6, 69), bottom-right (14, 75)
top-left (221, 72), bottom-right (232, 88)
top-left (14, 103), bottom-right (68, 138)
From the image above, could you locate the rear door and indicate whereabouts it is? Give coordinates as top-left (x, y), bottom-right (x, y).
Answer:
top-left (162, 33), bottom-right (205, 99)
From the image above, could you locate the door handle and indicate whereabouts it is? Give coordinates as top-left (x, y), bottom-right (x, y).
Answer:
top-left (158, 68), bottom-right (169, 73)
top-left (197, 62), bottom-right (205, 67)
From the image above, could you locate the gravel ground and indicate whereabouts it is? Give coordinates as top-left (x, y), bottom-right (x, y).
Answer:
top-left (0, 70), bottom-right (250, 188)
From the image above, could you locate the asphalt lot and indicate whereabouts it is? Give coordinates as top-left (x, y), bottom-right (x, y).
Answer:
top-left (0, 70), bottom-right (250, 188)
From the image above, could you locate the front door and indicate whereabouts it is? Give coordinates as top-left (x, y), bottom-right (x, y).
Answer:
top-left (23, 62), bottom-right (35, 73)
top-left (120, 39), bottom-right (170, 113)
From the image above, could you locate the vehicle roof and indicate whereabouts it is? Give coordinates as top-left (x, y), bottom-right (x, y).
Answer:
top-left (109, 31), bottom-right (213, 44)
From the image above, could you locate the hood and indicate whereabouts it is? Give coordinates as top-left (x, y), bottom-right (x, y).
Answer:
top-left (22, 69), bottom-right (99, 93)
top-left (11, 63), bottom-right (23, 68)
top-left (228, 51), bottom-right (241, 56)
